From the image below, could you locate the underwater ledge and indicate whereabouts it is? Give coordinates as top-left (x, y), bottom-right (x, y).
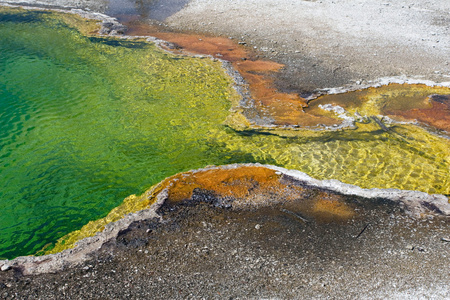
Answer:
top-left (0, 163), bottom-right (449, 275)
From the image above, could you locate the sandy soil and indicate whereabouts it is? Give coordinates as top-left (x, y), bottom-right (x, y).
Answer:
top-left (1, 201), bottom-right (449, 299)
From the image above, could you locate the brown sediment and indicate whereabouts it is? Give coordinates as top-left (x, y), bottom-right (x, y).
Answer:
top-left (309, 83), bottom-right (440, 112)
top-left (311, 192), bottom-right (356, 221)
top-left (159, 165), bottom-right (282, 204)
top-left (385, 94), bottom-right (450, 132)
top-left (308, 83), bottom-right (450, 132)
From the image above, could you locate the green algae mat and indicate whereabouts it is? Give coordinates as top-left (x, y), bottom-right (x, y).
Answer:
top-left (0, 8), bottom-right (449, 259)
top-left (0, 8), bottom-right (242, 258)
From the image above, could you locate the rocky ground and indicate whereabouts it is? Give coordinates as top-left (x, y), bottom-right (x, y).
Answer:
top-left (1, 165), bottom-right (449, 299)
top-left (0, 195), bottom-right (449, 299)
top-left (0, 0), bottom-right (449, 298)
top-left (164, 0), bottom-right (450, 93)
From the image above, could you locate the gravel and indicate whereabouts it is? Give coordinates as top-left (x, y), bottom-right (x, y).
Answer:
top-left (165, 0), bottom-right (450, 92)
top-left (0, 200), bottom-right (449, 299)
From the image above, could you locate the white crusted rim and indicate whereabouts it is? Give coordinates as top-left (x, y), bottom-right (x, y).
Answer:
top-left (0, 163), bottom-right (448, 275)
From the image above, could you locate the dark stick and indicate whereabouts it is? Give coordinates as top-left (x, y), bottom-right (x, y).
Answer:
top-left (370, 116), bottom-right (389, 131)
top-left (355, 223), bottom-right (370, 239)
top-left (280, 208), bottom-right (310, 223)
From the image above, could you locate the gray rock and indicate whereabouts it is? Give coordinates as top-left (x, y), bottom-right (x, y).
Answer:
top-left (1, 264), bottom-right (11, 271)
top-left (406, 244), bottom-right (414, 250)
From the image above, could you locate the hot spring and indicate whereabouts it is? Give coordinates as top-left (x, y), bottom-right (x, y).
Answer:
top-left (0, 7), bottom-right (449, 259)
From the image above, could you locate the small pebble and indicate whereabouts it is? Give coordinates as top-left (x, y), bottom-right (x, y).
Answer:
top-left (1, 264), bottom-right (11, 271)
top-left (255, 224), bottom-right (261, 230)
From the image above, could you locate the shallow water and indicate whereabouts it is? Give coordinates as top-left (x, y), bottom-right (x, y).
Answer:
top-left (0, 8), bottom-right (244, 259)
top-left (0, 8), bottom-right (449, 259)
top-left (214, 122), bottom-right (450, 195)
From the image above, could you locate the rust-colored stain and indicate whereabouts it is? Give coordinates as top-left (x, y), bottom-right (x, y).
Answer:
top-left (120, 21), bottom-right (346, 127)
top-left (385, 94), bottom-right (450, 132)
top-left (155, 165), bottom-right (358, 222)
top-left (160, 166), bottom-right (281, 203)
top-left (311, 192), bottom-right (355, 220)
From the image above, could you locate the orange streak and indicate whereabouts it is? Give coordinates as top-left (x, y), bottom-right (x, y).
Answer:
top-left (119, 21), bottom-right (325, 127)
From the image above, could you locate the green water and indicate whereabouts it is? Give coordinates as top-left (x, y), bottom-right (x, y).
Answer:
top-left (0, 9), bottom-right (249, 259)
top-left (1, 9), bottom-right (449, 259)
